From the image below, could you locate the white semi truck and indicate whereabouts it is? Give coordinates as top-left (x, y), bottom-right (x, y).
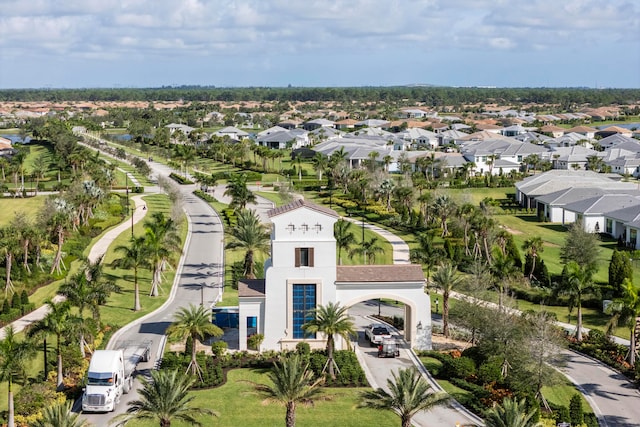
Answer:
top-left (81, 340), bottom-right (152, 413)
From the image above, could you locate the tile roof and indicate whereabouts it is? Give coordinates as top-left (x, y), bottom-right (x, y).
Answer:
top-left (238, 279), bottom-right (266, 297)
top-left (336, 265), bottom-right (425, 282)
top-left (267, 199), bottom-right (339, 219)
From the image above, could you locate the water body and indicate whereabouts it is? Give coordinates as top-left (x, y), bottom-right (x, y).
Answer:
top-left (0, 134), bottom-right (31, 143)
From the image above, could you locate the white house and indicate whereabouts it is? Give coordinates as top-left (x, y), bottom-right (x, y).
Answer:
top-left (237, 200), bottom-right (431, 352)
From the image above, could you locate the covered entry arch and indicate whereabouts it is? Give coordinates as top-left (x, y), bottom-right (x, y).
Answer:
top-left (336, 265), bottom-right (432, 350)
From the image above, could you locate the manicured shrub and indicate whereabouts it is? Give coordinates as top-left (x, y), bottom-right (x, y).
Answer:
top-left (211, 341), bottom-right (228, 358)
top-left (569, 393), bottom-right (584, 426)
top-left (477, 359), bottom-right (503, 385)
top-left (442, 356), bottom-right (476, 379)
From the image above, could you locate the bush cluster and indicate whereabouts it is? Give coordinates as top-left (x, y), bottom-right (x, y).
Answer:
top-left (0, 290), bottom-right (35, 327)
top-left (168, 172), bottom-right (194, 185)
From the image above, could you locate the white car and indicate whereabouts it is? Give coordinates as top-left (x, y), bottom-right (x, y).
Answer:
top-left (364, 323), bottom-right (392, 346)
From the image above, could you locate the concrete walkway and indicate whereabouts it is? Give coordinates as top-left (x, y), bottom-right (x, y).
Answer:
top-left (0, 195), bottom-right (149, 340)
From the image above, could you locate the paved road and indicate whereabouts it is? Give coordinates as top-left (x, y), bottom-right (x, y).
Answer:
top-left (350, 302), bottom-right (482, 427)
top-left (78, 162), bottom-right (226, 425)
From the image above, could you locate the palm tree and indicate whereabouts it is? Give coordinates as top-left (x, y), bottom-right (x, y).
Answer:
top-left (110, 369), bottom-right (216, 427)
top-left (484, 397), bottom-right (542, 427)
top-left (312, 152), bottom-right (328, 181)
top-left (430, 262), bottom-right (464, 338)
top-left (490, 247), bottom-right (517, 309)
top-left (225, 209), bottom-right (270, 279)
top-left (359, 367), bottom-right (449, 427)
top-left (302, 302), bottom-right (356, 379)
top-left (34, 400), bottom-right (90, 427)
top-left (0, 326), bottom-right (36, 427)
top-left (0, 226), bottom-right (20, 295)
top-left (432, 194), bottom-right (456, 237)
top-left (253, 353), bottom-right (324, 427)
top-left (561, 261), bottom-right (598, 341)
top-left (606, 278), bottom-right (640, 366)
top-left (224, 173), bottom-right (257, 211)
top-left (349, 236), bottom-right (383, 265)
top-left (165, 304), bottom-right (223, 377)
top-left (144, 212), bottom-right (182, 297)
top-left (112, 235), bottom-right (150, 311)
top-left (27, 300), bottom-right (71, 390)
top-left (522, 236), bottom-right (544, 279)
top-left (334, 219), bottom-right (354, 265)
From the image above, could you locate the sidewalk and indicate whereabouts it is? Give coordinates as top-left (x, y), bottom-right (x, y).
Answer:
top-left (0, 195), bottom-right (149, 340)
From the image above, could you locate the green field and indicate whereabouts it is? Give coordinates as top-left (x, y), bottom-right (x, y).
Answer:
top-left (111, 368), bottom-right (398, 427)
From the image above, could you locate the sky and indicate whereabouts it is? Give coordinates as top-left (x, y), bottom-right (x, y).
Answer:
top-left (0, 0), bottom-right (639, 89)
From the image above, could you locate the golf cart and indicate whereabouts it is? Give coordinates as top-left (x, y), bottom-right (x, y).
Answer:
top-left (377, 338), bottom-right (400, 358)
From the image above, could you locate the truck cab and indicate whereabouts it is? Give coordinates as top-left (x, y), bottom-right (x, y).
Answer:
top-left (82, 350), bottom-right (125, 412)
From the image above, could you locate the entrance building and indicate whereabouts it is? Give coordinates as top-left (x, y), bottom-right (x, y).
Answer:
top-left (237, 199), bottom-right (432, 352)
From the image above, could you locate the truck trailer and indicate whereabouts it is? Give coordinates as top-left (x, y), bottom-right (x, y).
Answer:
top-left (81, 340), bottom-right (152, 413)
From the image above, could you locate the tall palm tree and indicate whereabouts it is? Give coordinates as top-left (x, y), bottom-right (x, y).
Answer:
top-left (224, 174), bottom-right (257, 211)
top-left (561, 261), bottom-right (598, 341)
top-left (312, 152), bottom-right (328, 181)
top-left (110, 369), bottom-right (216, 427)
top-left (27, 300), bottom-right (71, 390)
top-left (112, 235), bottom-right (150, 311)
top-left (409, 231), bottom-right (440, 283)
top-left (349, 236), bottom-right (383, 265)
top-left (359, 367), bottom-right (449, 427)
top-left (490, 247), bottom-right (517, 309)
top-left (253, 353), bottom-right (324, 427)
top-left (0, 326), bottom-right (36, 427)
top-left (34, 400), bottom-right (90, 427)
top-left (606, 278), bottom-right (640, 366)
top-left (302, 302), bottom-right (356, 379)
top-left (334, 219), bottom-right (354, 265)
top-left (430, 262), bottom-right (464, 338)
top-left (432, 194), bottom-right (456, 237)
top-left (225, 209), bottom-right (270, 279)
top-left (484, 397), bottom-right (542, 427)
top-left (522, 236), bottom-right (544, 279)
top-left (0, 226), bottom-right (20, 295)
top-left (144, 212), bottom-right (182, 297)
top-left (165, 304), bottom-right (223, 377)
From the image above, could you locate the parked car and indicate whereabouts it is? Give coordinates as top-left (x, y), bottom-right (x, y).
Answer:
top-left (364, 323), bottom-right (392, 346)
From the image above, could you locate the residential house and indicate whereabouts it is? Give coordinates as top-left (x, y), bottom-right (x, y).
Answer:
top-left (564, 126), bottom-right (597, 139)
top-left (334, 119), bottom-right (358, 130)
top-left (399, 128), bottom-right (439, 149)
top-left (597, 134), bottom-right (639, 150)
top-left (596, 125), bottom-right (633, 139)
top-left (562, 194), bottom-right (640, 234)
top-left (501, 124), bottom-right (527, 137)
top-left (549, 145), bottom-right (598, 170)
top-left (213, 126), bottom-right (250, 141)
top-left (166, 123), bottom-right (195, 136)
top-left (460, 138), bottom-right (548, 176)
top-left (515, 170), bottom-right (637, 209)
top-left (257, 129), bottom-right (309, 150)
top-left (303, 118), bottom-right (335, 131)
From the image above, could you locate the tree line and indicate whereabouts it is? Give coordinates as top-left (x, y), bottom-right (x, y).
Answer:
top-left (2, 87), bottom-right (640, 108)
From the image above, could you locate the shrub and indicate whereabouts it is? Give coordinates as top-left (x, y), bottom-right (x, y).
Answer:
top-left (211, 341), bottom-right (228, 358)
top-left (569, 393), bottom-right (584, 426)
top-left (247, 333), bottom-right (264, 351)
top-left (296, 342), bottom-right (311, 357)
top-left (442, 355), bottom-right (476, 379)
top-left (477, 359), bottom-right (503, 385)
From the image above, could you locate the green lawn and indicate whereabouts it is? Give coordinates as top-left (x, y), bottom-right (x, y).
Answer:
top-left (0, 196), bottom-right (47, 227)
top-left (116, 368), bottom-right (398, 427)
top-left (99, 194), bottom-right (187, 327)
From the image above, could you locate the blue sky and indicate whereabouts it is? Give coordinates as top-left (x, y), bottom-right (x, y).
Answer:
top-left (0, 0), bottom-right (638, 89)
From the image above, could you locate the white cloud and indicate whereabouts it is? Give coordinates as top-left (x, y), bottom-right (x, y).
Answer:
top-left (0, 0), bottom-right (638, 87)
